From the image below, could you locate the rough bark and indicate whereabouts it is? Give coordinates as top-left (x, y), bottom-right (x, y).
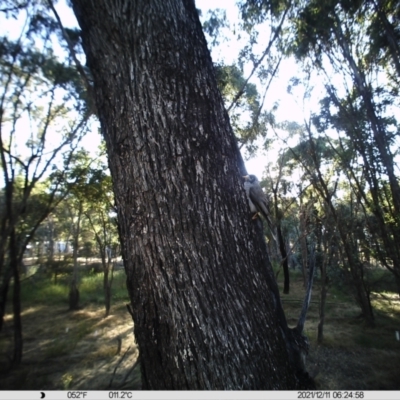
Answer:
top-left (71, 0), bottom-right (313, 389)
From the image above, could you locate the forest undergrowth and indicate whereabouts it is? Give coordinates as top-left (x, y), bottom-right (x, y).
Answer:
top-left (0, 265), bottom-right (399, 390)
top-left (281, 269), bottom-right (400, 390)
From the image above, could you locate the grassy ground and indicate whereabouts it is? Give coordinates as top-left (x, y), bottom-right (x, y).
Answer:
top-left (278, 268), bottom-right (400, 390)
top-left (0, 263), bottom-right (399, 390)
top-left (0, 268), bottom-right (141, 390)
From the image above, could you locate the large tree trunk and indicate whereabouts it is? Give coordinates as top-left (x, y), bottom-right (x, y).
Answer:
top-left (71, 0), bottom-right (313, 389)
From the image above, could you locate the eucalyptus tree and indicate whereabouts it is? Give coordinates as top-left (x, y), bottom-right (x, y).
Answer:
top-left (284, 127), bottom-right (376, 325)
top-left (69, 0), bottom-right (314, 390)
top-left (363, 0), bottom-right (400, 92)
top-left (33, 210), bottom-right (71, 283)
top-left (242, 0), bottom-right (400, 298)
top-left (203, 0), bottom-right (292, 156)
top-left (264, 153), bottom-right (297, 294)
top-left (0, 1), bottom-right (90, 366)
top-left (215, 64), bottom-right (271, 154)
top-left (201, 8), bottom-right (278, 155)
top-left (83, 156), bottom-right (119, 317)
top-left (60, 149), bottom-right (95, 310)
top-left (281, 0), bottom-right (400, 296)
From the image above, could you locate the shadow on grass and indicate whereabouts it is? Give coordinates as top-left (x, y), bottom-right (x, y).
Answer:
top-left (0, 269), bottom-right (139, 390)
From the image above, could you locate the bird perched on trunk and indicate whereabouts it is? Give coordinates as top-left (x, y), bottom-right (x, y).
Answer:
top-left (243, 174), bottom-right (275, 235)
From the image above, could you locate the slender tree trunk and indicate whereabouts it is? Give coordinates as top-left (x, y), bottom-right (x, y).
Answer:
top-left (272, 187), bottom-right (289, 294)
top-left (86, 213), bottom-right (114, 316)
top-left (300, 207), bottom-right (308, 288)
top-left (272, 188), bottom-right (290, 294)
top-left (373, 0), bottom-right (400, 79)
top-left (72, 0), bottom-right (313, 390)
top-left (327, 16), bottom-right (400, 296)
top-left (333, 14), bottom-right (400, 216)
top-left (48, 218), bottom-right (55, 264)
top-left (11, 261), bottom-right (22, 367)
top-left (69, 206), bottom-right (82, 311)
top-left (104, 258), bottom-right (114, 318)
top-left (101, 252), bottom-right (113, 317)
top-left (102, 251), bottom-right (113, 318)
top-left (317, 247), bottom-right (329, 344)
top-left (306, 132), bottom-right (375, 326)
top-left (330, 94), bottom-right (400, 298)
top-left (277, 224), bottom-right (290, 294)
top-left (9, 229), bottom-right (23, 366)
top-left (104, 273), bottom-right (111, 317)
top-left (0, 266), bottom-right (12, 332)
top-left (0, 181), bottom-right (13, 332)
top-left (337, 241), bottom-right (375, 327)
top-left (351, 261), bottom-right (375, 327)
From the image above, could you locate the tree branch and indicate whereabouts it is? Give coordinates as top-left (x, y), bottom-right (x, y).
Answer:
top-left (47, 0), bottom-right (96, 115)
top-left (227, 7), bottom-right (288, 113)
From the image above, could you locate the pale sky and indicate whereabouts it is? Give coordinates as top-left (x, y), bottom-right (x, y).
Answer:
top-left (195, 0), bottom-right (314, 176)
top-left (2, 0), bottom-right (312, 180)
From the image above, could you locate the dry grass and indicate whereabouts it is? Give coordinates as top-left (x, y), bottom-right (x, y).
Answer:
top-left (0, 267), bottom-right (399, 390)
top-left (0, 303), bottom-right (140, 390)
